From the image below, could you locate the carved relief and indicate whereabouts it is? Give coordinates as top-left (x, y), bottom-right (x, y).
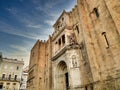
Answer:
top-left (67, 33), bottom-right (77, 45)
top-left (72, 55), bottom-right (77, 67)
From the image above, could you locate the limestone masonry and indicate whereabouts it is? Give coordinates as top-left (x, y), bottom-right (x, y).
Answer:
top-left (27, 0), bottom-right (120, 90)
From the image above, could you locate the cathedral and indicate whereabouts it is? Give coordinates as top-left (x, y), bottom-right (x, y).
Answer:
top-left (27, 0), bottom-right (120, 90)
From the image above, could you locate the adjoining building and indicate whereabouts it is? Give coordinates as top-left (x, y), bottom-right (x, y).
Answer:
top-left (27, 38), bottom-right (52, 90)
top-left (0, 54), bottom-right (24, 90)
top-left (20, 66), bottom-right (28, 90)
top-left (27, 0), bottom-right (120, 90)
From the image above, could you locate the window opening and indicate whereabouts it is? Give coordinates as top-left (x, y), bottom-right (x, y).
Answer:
top-left (62, 35), bottom-right (65, 44)
top-left (8, 74), bottom-right (11, 80)
top-left (16, 66), bottom-right (19, 70)
top-left (14, 75), bottom-right (17, 80)
top-left (13, 83), bottom-right (16, 85)
top-left (62, 17), bottom-right (64, 21)
top-left (76, 26), bottom-right (79, 34)
top-left (2, 74), bottom-right (5, 79)
top-left (102, 32), bottom-right (109, 48)
top-left (55, 42), bottom-right (58, 44)
top-left (7, 83), bottom-right (10, 85)
top-left (0, 84), bottom-right (3, 89)
top-left (94, 8), bottom-right (99, 17)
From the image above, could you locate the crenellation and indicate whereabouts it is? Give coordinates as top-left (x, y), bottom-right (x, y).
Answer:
top-left (27, 0), bottom-right (120, 90)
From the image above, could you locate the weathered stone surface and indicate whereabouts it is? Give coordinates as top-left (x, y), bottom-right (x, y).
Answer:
top-left (27, 0), bottom-right (120, 90)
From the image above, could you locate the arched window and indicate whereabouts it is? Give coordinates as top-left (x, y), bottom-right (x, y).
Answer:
top-left (8, 74), bottom-right (11, 80)
top-left (102, 32), bottom-right (109, 48)
top-left (14, 75), bottom-right (17, 80)
top-left (2, 74), bottom-right (5, 79)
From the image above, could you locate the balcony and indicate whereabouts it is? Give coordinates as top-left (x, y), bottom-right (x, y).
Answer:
top-left (52, 43), bottom-right (80, 61)
top-left (52, 24), bottom-right (66, 40)
top-left (0, 77), bottom-right (20, 82)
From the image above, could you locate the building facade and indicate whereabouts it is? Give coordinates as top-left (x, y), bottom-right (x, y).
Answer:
top-left (52, 11), bottom-right (81, 90)
top-left (20, 66), bottom-right (28, 90)
top-left (27, 0), bottom-right (120, 90)
top-left (0, 55), bottom-right (24, 90)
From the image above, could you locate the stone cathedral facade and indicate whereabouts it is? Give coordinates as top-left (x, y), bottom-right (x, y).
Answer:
top-left (27, 0), bottom-right (120, 90)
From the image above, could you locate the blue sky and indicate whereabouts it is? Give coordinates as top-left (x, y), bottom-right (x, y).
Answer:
top-left (0, 0), bottom-right (77, 67)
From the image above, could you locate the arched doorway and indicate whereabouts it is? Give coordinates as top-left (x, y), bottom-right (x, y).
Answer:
top-left (57, 61), bottom-right (69, 90)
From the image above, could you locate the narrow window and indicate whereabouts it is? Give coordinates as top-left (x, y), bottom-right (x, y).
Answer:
top-left (62, 35), bottom-right (65, 44)
top-left (14, 75), bottom-right (17, 80)
top-left (102, 32), bottom-right (109, 48)
top-left (2, 74), bottom-right (5, 79)
top-left (58, 39), bottom-right (61, 45)
top-left (58, 39), bottom-right (61, 49)
top-left (94, 8), bottom-right (99, 17)
top-left (65, 73), bottom-right (69, 90)
top-left (76, 26), bottom-right (79, 34)
top-left (16, 66), bottom-right (19, 70)
top-left (8, 74), bottom-right (11, 80)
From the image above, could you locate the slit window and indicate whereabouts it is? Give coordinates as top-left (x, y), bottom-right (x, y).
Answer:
top-left (76, 26), bottom-right (79, 34)
top-left (94, 8), bottom-right (99, 17)
top-left (102, 32), bottom-right (109, 48)
top-left (62, 35), bottom-right (65, 44)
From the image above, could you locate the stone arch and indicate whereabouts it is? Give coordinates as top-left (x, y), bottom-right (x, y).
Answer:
top-left (56, 61), bottom-right (69, 90)
top-left (57, 61), bottom-right (67, 73)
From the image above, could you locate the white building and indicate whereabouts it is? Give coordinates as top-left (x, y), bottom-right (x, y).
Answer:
top-left (20, 66), bottom-right (28, 90)
top-left (0, 54), bottom-right (24, 90)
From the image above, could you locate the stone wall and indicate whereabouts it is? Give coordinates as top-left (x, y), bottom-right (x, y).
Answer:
top-left (27, 0), bottom-right (120, 90)
top-left (76, 0), bottom-right (120, 89)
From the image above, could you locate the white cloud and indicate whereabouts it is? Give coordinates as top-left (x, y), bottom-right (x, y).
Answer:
top-left (44, 19), bottom-right (55, 26)
top-left (10, 45), bottom-right (28, 52)
top-left (27, 24), bottom-right (41, 29)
